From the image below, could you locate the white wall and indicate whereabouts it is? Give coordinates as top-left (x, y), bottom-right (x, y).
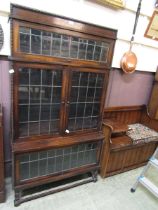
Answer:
top-left (0, 0), bottom-right (157, 72)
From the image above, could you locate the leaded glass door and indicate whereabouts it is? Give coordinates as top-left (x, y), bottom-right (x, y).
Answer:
top-left (67, 69), bottom-right (105, 132)
top-left (15, 64), bottom-right (63, 138)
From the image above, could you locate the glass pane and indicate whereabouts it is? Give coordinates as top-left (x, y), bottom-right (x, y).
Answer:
top-left (51, 104), bottom-right (60, 119)
top-left (18, 68), bottom-right (62, 137)
top-left (19, 27), bottom-right (110, 63)
top-left (53, 71), bottom-right (62, 86)
top-left (30, 86), bottom-right (40, 104)
top-left (30, 153), bottom-right (38, 161)
top-left (52, 34), bottom-right (61, 57)
top-left (41, 105), bottom-right (50, 120)
top-left (78, 39), bottom-right (87, 59)
top-left (48, 158), bottom-right (55, 174)
top-left (77, 103), bottom-right (85, 117)
top-left (52, 87), bottom-right (61, 103)
top-left (19, 86), bottom-right (29, 104)
top-left (100, 47), bottom-right (108, 62)
top-left (30, 69), bottom-right (41, 85)
top-left (19, 68), bottom-right (29, 85)
top-left (41, 87), bottom-right (51, 103)
top-left (71, 72), bottom-right (80, 86)
top-left (20, 163), bottom-right (29, 180)
top-left (29, 122), bottom-right (39, 135)
top-left (18, 142), bottom-right (99, 181)
top-left (70, 87), bottom-right (78, 102)
top-left (42, 32), bottom-right (51, 55)
top-left (20, 33), bottom-right (30, 53)
top-left (31, 29), bottom-right (41, 54)
top-left (63, 155), bottom-right (71, 170)
top-left (29, 105), bottom-right (40, 121)
top-left (78, 88), bottom-right (87, 102)
top-left (39, 159), bottom-right (47, 176)
top-left (95, 88), bottom-right (102, 102)
top-left (30, 161), bottom-right (38, 178)
top-left (93, 103), bottom-right (100, 115)
top-left (19, 105), bottom-right (28, 122)
top-left (86, 43), bottom-right (95, 60)
top-left (69, 104), bottom-right (76, 118)
top-left (50, 120), bottom-right (59, 133)
top-left (19, 123), bottom-right (28, 137)
top-left (61, 35), bottom-right (69, 57)
top-left (80, 73), bottom-right (89, 86)
top-left (68, 72), bottom-right (104, 131)
top-left (87, 88), bottom-right (95, 102)
top-left (42, 70), bottom-right (52, 85)
top-left (70, 37), bottom-right (79, 58)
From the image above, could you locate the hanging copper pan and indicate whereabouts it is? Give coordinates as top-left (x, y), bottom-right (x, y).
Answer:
top-left (120, 0), bottom-right (142, 73)
top-left (120, 43), bottom-right (137, 74)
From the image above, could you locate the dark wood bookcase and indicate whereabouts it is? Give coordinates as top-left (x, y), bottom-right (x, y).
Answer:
top-left (10, 4), bottom-right (117, 206)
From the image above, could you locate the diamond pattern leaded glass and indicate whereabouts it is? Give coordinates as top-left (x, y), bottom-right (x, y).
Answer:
top-left (18, 142), bottom-right (99, 181)
top-left (68, 71), bottom-right (104, 131)
top-left (18, 68), bottom-right (62, 137)
top-left (19, 27), bottom-right (110, 63)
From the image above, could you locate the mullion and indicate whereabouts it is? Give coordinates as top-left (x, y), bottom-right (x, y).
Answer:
top-left (99, 44), bottom-right (103, 62)
top-left (92, 41), bottom-right (96, 60)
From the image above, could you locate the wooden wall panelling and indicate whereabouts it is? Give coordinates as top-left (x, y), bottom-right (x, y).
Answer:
top-left (148, 68), bottom-right (158, 119)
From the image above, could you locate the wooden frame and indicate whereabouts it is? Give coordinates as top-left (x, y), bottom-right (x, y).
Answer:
top-left (10, 4), bottom-right (117, 205)
top-left (11, 19), bottom-right (115, 68)
top-left (144, 10), bottom-right (158, 41)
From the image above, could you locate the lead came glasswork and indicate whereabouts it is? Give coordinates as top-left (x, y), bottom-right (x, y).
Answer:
top-left (19, 142), bottom-right (99, 181)
top-left (19, 27), bottom-right (109, 63)
top-left (68, 72), bottom-right (104, 131)
top-left (18, 68), bottom-right (62, 137)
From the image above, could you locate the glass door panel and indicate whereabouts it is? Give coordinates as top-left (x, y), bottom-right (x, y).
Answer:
top-left (67, 71), bottom-right (104, 131)
top-left (18, 67), bottom-right (62, 137)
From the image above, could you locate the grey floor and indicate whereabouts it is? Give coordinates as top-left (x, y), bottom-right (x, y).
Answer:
top-left (0, 166), bottom-right (158, 210)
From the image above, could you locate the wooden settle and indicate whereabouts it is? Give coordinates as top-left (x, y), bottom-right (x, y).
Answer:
top-left (100, 105), bottom-right (158, 178)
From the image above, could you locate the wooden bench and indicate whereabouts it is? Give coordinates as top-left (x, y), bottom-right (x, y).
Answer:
top-left (100, 105), bottom-right (158, 178)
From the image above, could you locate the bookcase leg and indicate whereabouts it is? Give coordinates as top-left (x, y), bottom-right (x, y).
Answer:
top-left (91, 170), bottom-right (98, 182)
top-left (14, 189), bottom-right (22, 206)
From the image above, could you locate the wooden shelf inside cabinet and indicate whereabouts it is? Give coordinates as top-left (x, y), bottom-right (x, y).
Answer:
top-left (0, 104), bottom-right (5, 203)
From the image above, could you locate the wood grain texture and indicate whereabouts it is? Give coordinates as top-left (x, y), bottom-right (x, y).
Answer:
top-left (100, 105), bottom-right (158, 178)
top-left (10, 4), bottom-right (116, 204)
top-left (148, 68), bottom-right (158, 119)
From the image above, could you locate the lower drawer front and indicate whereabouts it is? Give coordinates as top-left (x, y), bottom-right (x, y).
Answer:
top-left (17, 141), bottom-right (100, 182)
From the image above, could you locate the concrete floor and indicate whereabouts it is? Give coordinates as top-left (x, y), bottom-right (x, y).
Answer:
top-left (0, 166), bottom-right (158, 210)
